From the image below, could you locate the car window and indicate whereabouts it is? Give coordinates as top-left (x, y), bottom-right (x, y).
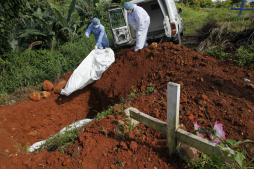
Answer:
top-left (109, 9), bottom-right (126, 29)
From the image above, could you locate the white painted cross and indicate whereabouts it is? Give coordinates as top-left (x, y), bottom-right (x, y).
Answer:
top-left (124, 82), bottom-right (235, 164)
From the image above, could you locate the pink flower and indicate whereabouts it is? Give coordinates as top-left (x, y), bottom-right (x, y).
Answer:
top-left (194, 121), bottom-right (204, 138)
top-left (210, 121), bottom-right (226, 144)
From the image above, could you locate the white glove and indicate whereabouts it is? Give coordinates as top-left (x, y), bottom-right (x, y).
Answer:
top-left (95, 45), bottom-right (98, 49)
top-left (137, 31), bottom-right (141, 36)
top-left (131, 24), bottom-right (137, 30)
top-left (85, 34), bottom-right (89, 38)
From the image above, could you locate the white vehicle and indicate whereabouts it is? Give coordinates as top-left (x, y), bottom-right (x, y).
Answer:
top-left (108, 0), bottom-right (183, 47)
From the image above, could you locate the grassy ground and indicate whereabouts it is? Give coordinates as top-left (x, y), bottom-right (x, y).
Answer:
top-left (176, 3), bottom-right (254, 35)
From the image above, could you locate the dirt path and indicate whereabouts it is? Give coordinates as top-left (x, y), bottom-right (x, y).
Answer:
top-left (0, 38), bottom-right (254, 168)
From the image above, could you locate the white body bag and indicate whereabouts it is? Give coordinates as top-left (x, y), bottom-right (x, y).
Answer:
top-left (60, 48), bottom-right (115, 96)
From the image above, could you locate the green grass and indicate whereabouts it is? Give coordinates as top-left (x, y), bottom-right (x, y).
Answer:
top-left (206, 8), bottom-right (252, 31)
top-left (36, 122), bottom-right (88, 154)
top-left (177, 3), bottom-right (209, 35)
top-left (176, 3), bottom-right (254, 35)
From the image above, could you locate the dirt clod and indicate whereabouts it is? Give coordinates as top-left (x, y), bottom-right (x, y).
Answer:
top-left (129, 141), bottom-right (138, 151)
top-left (62, 158), bottom-right (71, 166)
top-left (29, 92), bottom-right (41, 101)
top-left (43, 80), bottom-right (53, 91)
top-left (42, 91), bottom-right (51, 98)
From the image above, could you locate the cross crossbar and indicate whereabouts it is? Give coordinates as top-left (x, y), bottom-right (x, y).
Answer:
top-left (230, 0), bottom-right (253, 17)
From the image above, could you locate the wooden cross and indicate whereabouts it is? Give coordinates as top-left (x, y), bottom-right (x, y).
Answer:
top-left (124, 82), bottom-right (235, 164)
top-left (231, 0), bottom-right (253, 17)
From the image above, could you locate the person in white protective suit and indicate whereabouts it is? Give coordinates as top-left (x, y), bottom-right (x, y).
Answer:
top-left (85, 18), bottom-right (109, 50)
top-left (124, 2), bottom-right (150, 52)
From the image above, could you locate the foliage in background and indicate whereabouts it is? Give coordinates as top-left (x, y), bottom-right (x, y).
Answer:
top-left (179, 0), bottom-right (248, 10)
top-left (234, 45), bottom-right (254, 68)
top-left (197, 19), bottom-right (254, 69)
top-left (180, 0), bottom-right (213, 10)
top-left (214, 0), bottom-right (232, 8)
top-left (7, 0), bottom-right (115, 52)
top-left (176, 3), bottom-right (209, 34)
top-left (0, 0), bottom-right (27, 55)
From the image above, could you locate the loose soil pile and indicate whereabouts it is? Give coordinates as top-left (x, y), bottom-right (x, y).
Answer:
top-left (0, 41), bottom-right (254, 168)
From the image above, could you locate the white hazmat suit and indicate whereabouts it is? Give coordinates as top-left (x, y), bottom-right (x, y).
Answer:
top-left (128, 4), bottom-right (150, 52)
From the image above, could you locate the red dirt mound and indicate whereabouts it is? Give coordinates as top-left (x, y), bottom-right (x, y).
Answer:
top-left (0, 115), bottom-right (186, 169)
top-left (0, 42), bottom-right (254, 168)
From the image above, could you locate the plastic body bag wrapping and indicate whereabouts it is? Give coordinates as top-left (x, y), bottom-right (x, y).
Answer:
top-left (28, 119), bottom-right (93, 152)
top-left (60, 48), bottom-right (115, 96)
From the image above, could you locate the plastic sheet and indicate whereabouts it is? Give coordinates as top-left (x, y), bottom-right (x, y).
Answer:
top-left (60, 48), bottom-right (115, 96)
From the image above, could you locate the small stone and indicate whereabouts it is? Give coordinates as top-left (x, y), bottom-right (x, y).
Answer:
top-left (10, 100), bottom-right (16, 104)
top-left (112, 145), bottom-right (117, 151)
top-left (72, 146), bottom-right (80, 157)
top-left (199, 106), bottom-right (205, 111)
top-left (247, 72), bottom-right (253, 77)
top-left (201, 94), bottom-right (209, 101)
top-left (182, 98), bottom-right (187, 103)
top-left (178, 124), bottom-right (187, 131)
top-left (28, 130), bottom-right (37, 137)
top-left (197, 100), bottom-right (206, 106)
top-left (107, 115), bottom-right (115, 119)
top-left (150, 42), bottom-right (157, 49)
top-left (53, 80), bottom-right (67, 94)
top-left (42, 91), bottom-right (51, 98)
top-left (115, 115), bottom-right (122, 120)
top-left (43, 80), bottom-right (53, 91)
top-left (119, 141), bottom-right (128, 150)
top-left (175, 59), bottom-right (180, 65)
top-left (29, 92), bottom-right (41, 101)
top-left (200, 77), bottom-right (204, 82)
top-left (129, 141), bottom-right (138, 151)
top-left (179, 143), bottom-right (198, 161)
top-left (62, 158), bottom-right (71, 166)
top-left (11, 128), bottom-right (16, 132)
top-left (246, 83), bottom-right (254, 89)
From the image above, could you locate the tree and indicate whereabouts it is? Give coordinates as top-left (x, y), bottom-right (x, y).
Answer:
top-left (0, 0), bottom-right (27, 55)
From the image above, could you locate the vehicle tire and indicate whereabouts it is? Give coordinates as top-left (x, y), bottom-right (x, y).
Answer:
top-left (175, 32), bottom-right (181, 45)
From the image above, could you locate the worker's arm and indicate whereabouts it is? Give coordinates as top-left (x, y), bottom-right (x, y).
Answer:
top-left (134, 8), bottom-right (145, 31)
top-left (85, 24), bottom-right (93, 37)
top-left (128, 13), bottom-right (135, 26)
top-left (96, 26), bottom-right (105, 47)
